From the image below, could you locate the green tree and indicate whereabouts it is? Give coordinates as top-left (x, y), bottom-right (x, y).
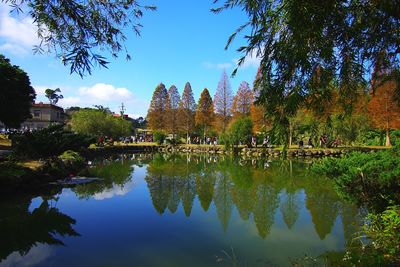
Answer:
top-left (0, 54), bottom-right (36, 128)
top-left (70, 109), bottom-right (131, 138)
top-left (147, 83), bottom-right (168, 131)
top-left (195, 88), bottom-right (214, 139)
top-left (2, 0), bottom-right (156, 76)
top-left (178, 82), bottom-right (196, 141)
top-left (228, 117), bottom-right (253, 147)
top-left (214, 0), bottom-right (400, 145)
top-left (45, 88), bottom-right (63, 104)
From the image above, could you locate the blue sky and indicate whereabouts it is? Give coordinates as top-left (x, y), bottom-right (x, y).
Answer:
top-left (0, 1), bottom-right (259, 118)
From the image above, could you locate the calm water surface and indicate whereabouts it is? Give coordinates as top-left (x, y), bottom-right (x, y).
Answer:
top-left (0, 154), bottom-right (364, 267)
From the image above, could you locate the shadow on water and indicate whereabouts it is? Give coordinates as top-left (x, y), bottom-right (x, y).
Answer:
top-left (0, 189), bottom-right (79, 263)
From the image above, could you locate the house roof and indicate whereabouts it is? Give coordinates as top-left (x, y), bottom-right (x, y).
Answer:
top-left (32, 102), bottom-right (64, 111)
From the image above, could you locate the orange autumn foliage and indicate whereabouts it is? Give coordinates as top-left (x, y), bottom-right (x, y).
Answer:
top-left (368, 80), bottom-right (400, 145)
top-left (250, 103), bottom-right (269, 132)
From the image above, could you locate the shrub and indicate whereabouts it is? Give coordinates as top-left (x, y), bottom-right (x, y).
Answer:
top-left (153, 130), bottom-right (166, 145)
top-left (59, 150), bottom-right (86, 172)
top-left (11, 124), bottom-right (95, 159)
top-left (218, 132), bottom-right (232, 149)
top-left (364, 205), bottom-right (400, 263)
top-left (312, 147), bottom-right (400, 210)
top-left (227, 117), bottom-right (253, 147)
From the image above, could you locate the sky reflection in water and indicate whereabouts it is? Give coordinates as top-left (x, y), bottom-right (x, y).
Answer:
top-left (0, 153), bottom-right (364, 267)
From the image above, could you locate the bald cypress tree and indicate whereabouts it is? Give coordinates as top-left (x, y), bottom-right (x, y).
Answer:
top-left (166, 85), bottom-right (181, 139)
top-left (178, 82), bottom-right (197, 141)
top-left (232, 81), bottom-right (253, 119)
top-left (147, 83), bottom-right (168, 131)
top-left (195, 88), bottom-right (214, 139)
top-left (214, 70), bottom-right (233, 133)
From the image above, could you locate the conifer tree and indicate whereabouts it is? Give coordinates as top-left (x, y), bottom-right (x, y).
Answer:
top-left (178, 82), bottom-right (197, 141)
top-left (368, 79), bottom-right (400, 146)
top-left (196, 88), bottom-right (214, 139)
top-left (166, 85), bottom-right (181, 139)
top-left (232, 81), bottom-right (253, 119)
top-left (214, 70), bottom-right (233, 132)
top-left (147, 83), bottom-right (169, 131)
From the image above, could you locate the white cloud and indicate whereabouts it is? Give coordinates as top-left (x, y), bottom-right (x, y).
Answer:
top-left (0, 3), bottom-right (39, 55)
top-left (32, 85), bottom-right (48, 98)
top-left (127, 113), bottom-right (142, 119)
top-left (0, 42), bottom-right (29, 55)
top-left (79, 83), bottom-right (133, 101)
top-left (94, 180), bottom-right (136, 200)
top-left (203, 61), bottom-right (233, 70)
top-left (233, 49), bottom-right (261, 69)
top-left (1, 244), bottom-right (53, 267)
top-left (33, 83), bottom-right (149, 117)
top-left (59, 96), bottom-right (82, 107)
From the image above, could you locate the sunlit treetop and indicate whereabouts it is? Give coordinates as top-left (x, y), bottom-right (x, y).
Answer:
top-left (2, 0), bottom-right (156, 76)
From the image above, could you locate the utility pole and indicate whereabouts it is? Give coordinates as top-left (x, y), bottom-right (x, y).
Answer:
top-left (119, 102), bottom-right (125, 116)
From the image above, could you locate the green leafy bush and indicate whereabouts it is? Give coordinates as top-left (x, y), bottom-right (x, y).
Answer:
top-left (312, 148), bottom-right (400, 210)
top-left (11, 124), bottom-right (95, 159)
top-left (218, 132), bottom-right (232, 149)
top-left (227, 117), bottom-right (253, 147)
top-left (58, 150), bottom-right (85, 172)
top-left (153, 130), bottom-right (166, 145)
top-left (364, 205), bottom-right (400, 263)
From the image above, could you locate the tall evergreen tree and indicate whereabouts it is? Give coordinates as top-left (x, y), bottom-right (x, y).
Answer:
top-left (214, 70), bottom-right (233, 132)
top-left (232, 81), bottom-right (253, 119)
top-left (166, 85), bottom-right (181, 139)
top-left (147, 83), bottom-right (168, 131)
top-left (195, 88), bottom-right (214, 139)
top-left (178, 82), bottom-right (196, 141)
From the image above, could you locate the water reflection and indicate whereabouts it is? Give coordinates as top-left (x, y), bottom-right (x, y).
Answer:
top-left (144, 154), bottom-right (363, 241)
top-left (0, 153), bottom-right (366, 266)
top-left (0, 191), bottom-right (79, 263)
top-left (72, 154), bottom-right (151, 199)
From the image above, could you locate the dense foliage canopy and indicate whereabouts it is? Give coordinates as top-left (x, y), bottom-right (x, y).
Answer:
top-left (227, 116), bottom-right (253, 147)
top-left (11, 124), bottom-right (94, 159)
top-left (0, 55), bottom-right (36, 128)
top-left (45, 88), bottom-right (63, 105)
top-left (214, 0), bottom-right (400, 138)
top-left (70, 109), bottom-right (132, 138)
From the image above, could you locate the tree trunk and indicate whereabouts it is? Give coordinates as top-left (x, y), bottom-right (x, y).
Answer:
top-left (289, 123), bottom-right (293, 147)
top-left (385, 128), bottom-right (391, 147)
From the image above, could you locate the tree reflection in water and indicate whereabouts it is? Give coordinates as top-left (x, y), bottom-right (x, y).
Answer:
top-left (0, 190), bottom-right (79, 262)
top-left (144, 154), bottom-right (362, 242)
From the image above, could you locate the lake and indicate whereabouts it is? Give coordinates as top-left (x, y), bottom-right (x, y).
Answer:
top-left (0, 153), bottom-right (364, 267)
